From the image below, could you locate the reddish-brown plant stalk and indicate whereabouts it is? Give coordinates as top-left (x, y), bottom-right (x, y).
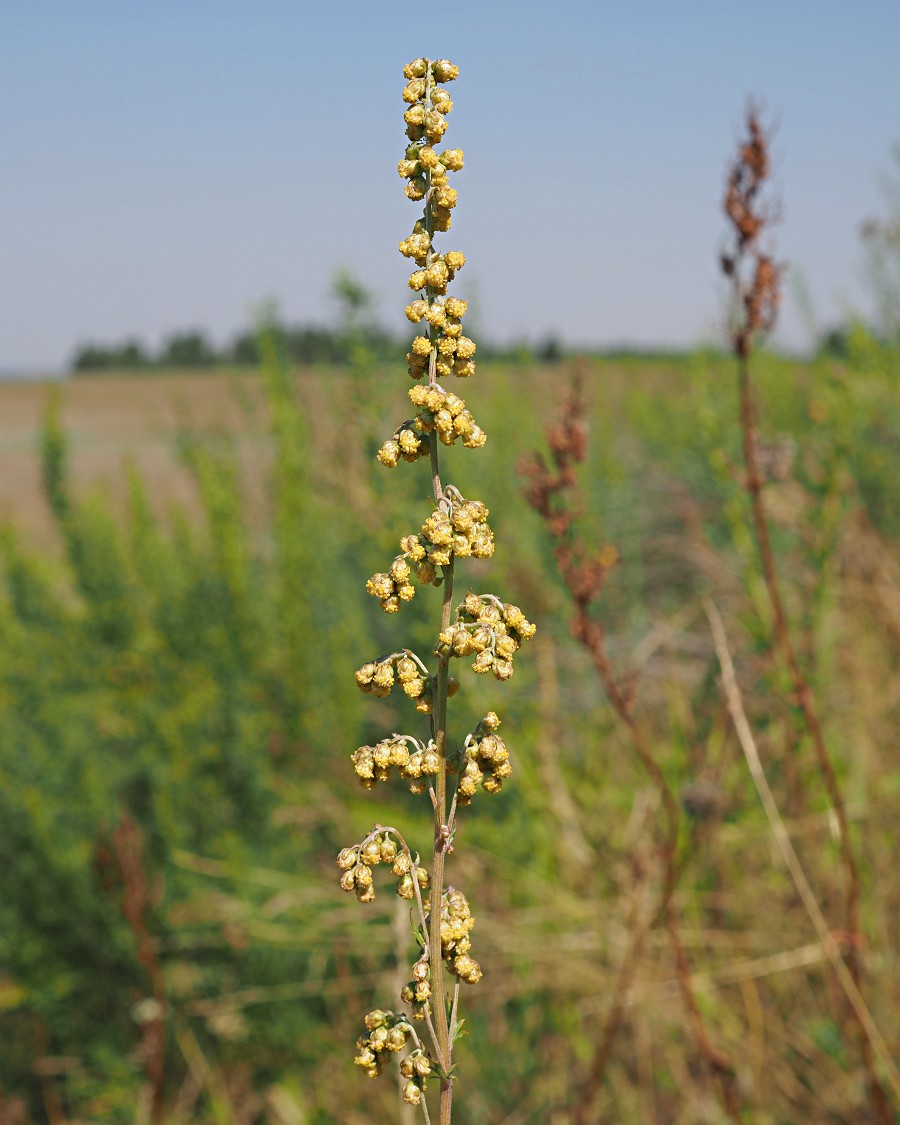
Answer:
top-left (97, 809), bottom-right (168, 1124)
top-left (722, 107), bottom-right (889, 1122)
top-left (520, 370), bottom-right (739, 1123)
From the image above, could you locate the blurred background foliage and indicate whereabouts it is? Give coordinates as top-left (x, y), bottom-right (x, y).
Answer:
top-left (0, 319), bottom-right (899, 1123)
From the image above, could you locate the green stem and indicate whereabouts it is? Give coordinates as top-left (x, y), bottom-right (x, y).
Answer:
top-left (428, 434), bottom-right (455, 1123)
top-left (419, 59), bottom-right (453, 1125)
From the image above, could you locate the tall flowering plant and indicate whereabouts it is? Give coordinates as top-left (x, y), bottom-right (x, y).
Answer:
top-left (336, 57), bottom-right (535, 1123)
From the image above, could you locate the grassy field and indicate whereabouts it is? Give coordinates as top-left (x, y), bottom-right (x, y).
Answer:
top-left (0, 352), bottom-right (898, 1123)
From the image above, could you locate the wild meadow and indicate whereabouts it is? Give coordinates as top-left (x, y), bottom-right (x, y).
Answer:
top-left (2, 52), bottom-right (900, 1123)
top-left (0, 324), bottom-right (898, 1123)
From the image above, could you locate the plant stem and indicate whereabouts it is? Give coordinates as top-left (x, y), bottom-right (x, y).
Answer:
top-left (736, 355), bottom-right (889, 1120)
top-left (417, 60), bottom-right (454, 1123)
top-left (427, 439), bottom-right (455, 1123)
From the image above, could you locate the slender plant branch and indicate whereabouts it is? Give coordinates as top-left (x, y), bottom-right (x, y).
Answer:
top-left (521, 375), bottom-right (739, 1122)
top-left (721, 107), bottom-right (888, 1121)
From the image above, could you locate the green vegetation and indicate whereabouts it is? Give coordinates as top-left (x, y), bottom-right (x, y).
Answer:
top-left (0, 338), bottom-right (898, 1121)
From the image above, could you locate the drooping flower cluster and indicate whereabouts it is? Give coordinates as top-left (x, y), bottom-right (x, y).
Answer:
top-left (376, 421), bottom-right (425, 467)
top-left (351, 734), bottom-right (440, 794)
top-left (438, 887), bottom-right (482, 984)
top-left (439, 593), bottom-right (537, 679)
top-left (456, 711), bottom-right (512, 803)
top-left (408, 384), bottom-right (484, 448)
top-left (354, 1009), bottom-right (435, 1104)
top-left (376, 384), bottom-right (484, 469)
top-left (366, 489), bottom-right (494, 613)
top-left (400, 953), bottom-right (433, 1022)
top-left (337, 830), bottom-right (429, 904)
top-left (354, 650), bottom-right (462, 715)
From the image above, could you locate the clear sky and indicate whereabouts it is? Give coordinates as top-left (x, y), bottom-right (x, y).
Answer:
top-left (3, 0), bottom-right (899, 370)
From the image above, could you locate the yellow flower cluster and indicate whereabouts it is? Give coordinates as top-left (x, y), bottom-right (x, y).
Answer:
top-left (399, 1048), bottom-right (434, 1106)
top-left (404, 294), bottom-right (475, 380)
top-left (351, 735), bottom-right (440, 795)
top-left (365, 557), bottom-right (416, 613)
top-left (406, 251), bottom-right (467, 298)
top-left (409, 490), bottom-right (494, 567)
top-left (439, 593), bottom-right (537, 679)
top-left (457, 711), bottom-right (512, 803)
top-left (375, 382), bottom-right (482, 469)
top-left (440, 887), bottom-right (482, 984)
top-left (353, 1009), bottom-right (417, 1081)
top-left (407, 384), bottom-right (484, 447)
top-left (366, 492), bottom-right (494, 613)
top-left (397, 56), bottom-right (478, 384)
top-left (337, 833), bottom-right (429, 904)
top-left (376, 421), bottom-right (425, 468)
top-left (400, 953), bottom-right (433, 1022)
top-left (354, 652), bottom-right (460, 712)
top-left (401, 57), bottom-right (457, 141)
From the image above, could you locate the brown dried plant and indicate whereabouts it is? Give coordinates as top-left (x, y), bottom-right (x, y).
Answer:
top-left (520, 368), bottom-right (740, 1123)
top-left (721, 107), bottom-right (891, 1121)
top-left (96, 809), bottom-right (168, 1124)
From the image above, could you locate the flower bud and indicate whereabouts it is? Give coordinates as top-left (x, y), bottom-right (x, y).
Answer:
top-left (413, 1053), bottom-right (433, 1077)
top-left (392, 851), bottom-right (412, 876)
top-left (402, 78), bottom-right (426, 104)
top-left (405, 299), bottom-right (428, 322)
top-left (431, 89), bottom-right (453, 114)
top-left (402, 675), bottom-right (425, 698)
top-left (366, 573), bottom-right (394, 600)
top-left (432, 59), bottom-right (459, 82)
top-left (361, 839), bottom-right (382, 865)
top-left (472, 651), bottom-right (494, 674)
top-left (441, 148), bottom-right (464, 171)
top-left (372, 663), bottom-right (395, 689)
top-left (405, 178), bottom-right (426, 201)
top-left (376, 440), bottom-right (400, 467)
top-left (337, 846), bottom-right (359, 870)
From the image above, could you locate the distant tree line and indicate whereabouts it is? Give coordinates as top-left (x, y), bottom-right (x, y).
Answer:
top-left (71, 325), bottom-right (393, 372)
top-left (70, 324), bottom-right (568, 373)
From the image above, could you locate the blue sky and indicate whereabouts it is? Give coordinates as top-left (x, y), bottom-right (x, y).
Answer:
top-left (3, 0), bottom-right (899, 370)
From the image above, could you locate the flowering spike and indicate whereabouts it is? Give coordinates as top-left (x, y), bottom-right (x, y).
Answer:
top-left (343, 58), bottom-right (535, 1120)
